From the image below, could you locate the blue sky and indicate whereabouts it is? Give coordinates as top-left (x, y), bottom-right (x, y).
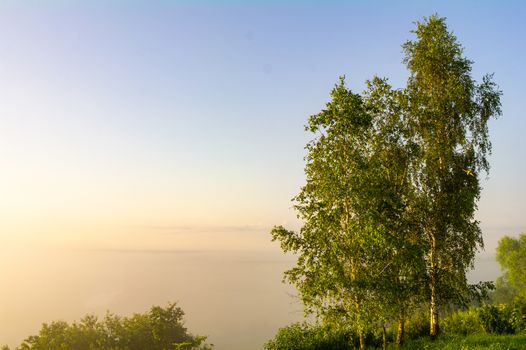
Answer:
top-left (0, 1), bottom-right (524, 249)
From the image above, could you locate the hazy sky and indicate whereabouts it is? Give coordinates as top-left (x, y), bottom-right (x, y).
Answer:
top-left (1, 1), bottom-right (525, 349)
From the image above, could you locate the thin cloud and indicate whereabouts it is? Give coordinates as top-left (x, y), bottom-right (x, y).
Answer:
top-left (140, 224), bottom-right (270, 234)
top-left (87, 248), bottom-right (207, 255)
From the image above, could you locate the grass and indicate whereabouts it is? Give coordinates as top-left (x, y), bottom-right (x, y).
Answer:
top-left (397, 334), bottom-right (526, 350)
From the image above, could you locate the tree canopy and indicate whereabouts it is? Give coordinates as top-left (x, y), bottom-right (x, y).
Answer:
top-left (495, 234), bottom-right (526, 299)
top-left (271, 14), bottom-right (501, 348)
top-left (3, 303), bottom-right (212, 350)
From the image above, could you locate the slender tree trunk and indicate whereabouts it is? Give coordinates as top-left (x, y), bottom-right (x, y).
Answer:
top-left (429, 236), bottom-right (439, 339)
top-left (359, 330), bottom-right (365, 350)
top-left (396, 309), bottom-right (405, 347)
top-left (430, 280), bottom-right (439, 338)
top-left (383, 325), bottom-right (388, 350)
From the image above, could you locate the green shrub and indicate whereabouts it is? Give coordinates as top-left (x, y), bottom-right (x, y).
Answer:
top-left (16, 303), bottom-right (212, 350)
top-left (264, 323), bottom-right (354, 350)
top-left (442, 308), bottom-right (484, 335)
top-left (509, 296), bottom-right (526, 332)
top-left (405, 310), bottom-right (429, 340)
top-left (478, 304), bottom-right (515, 334)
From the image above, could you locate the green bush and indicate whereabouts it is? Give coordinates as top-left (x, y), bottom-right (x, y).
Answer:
top-left (15, 303), bottom-right (212, 350)
top-left (404, 310), bottom-right (429, 340)
top-left (437, 298), bottom-right (526, 337)
top-left (478, 304), bottom-right (515, 334)
top-left (508, 296), bottom-right (526, 333)
top-left (442, 308), bottom-right (484, 335)
top-left (264, 323), bottom-right (354, 350)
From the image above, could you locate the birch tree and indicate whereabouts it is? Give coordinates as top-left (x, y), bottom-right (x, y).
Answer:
top-left (402, 15), bottom-right (501, 338)
top-left (271, 14), bottom-right (501, 346)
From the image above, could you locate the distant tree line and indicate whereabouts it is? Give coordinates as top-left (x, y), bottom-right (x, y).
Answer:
top-left (1, 303), bottom-right (212, 350)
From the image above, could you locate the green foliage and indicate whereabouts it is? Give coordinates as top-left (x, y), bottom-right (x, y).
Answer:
top-left (509, 297), bottom-right (526, 332)
top-left (266, 314), bottom-right (526, 349)
top-left (272, 50), bottom-right (424, 346)
top-left (404, 310), bottom-right (431, 340)
top-left (468, 282), bottom-right (496, 307)
top-left (400, 334), bottom-right (526, 350)
top-left (478, 297), bottom-right (526, 335)
top-left (264, 323), bottom-right (354, 350)
top-left (267, 300), bottom-right (526, 348)
top-left (402, 14), bottom-right (501, 336)
top-left (491, 278), bottom-right (517, 304)
top-left (15, 303), bottom-right (212, 350)
top-left (433, 297), bottom-right (526, 337)
top-left (496, 234), bottom-right (526, 299)
top-left (442, 308), bottom-right (484, 335)
top-left (478, 304), bottom-right (514, 335)
top-left (271, 14), bottom-right (501, 344)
